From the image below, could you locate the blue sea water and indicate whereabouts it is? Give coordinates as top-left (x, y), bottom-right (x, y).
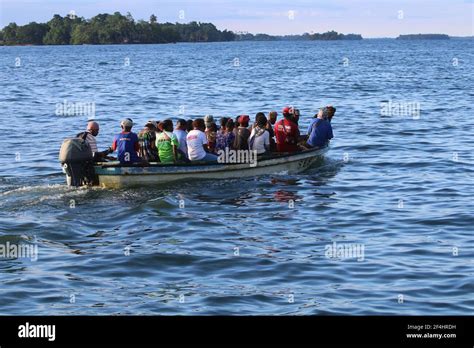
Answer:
top-left (0, 40), bottom-right (472, 315)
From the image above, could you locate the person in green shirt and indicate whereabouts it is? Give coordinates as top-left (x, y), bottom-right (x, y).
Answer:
top-left (156, 119), bottom-right (179, 163)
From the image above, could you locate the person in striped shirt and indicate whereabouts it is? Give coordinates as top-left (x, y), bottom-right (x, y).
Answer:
top-left (76, 121), bottom-right (112, 161)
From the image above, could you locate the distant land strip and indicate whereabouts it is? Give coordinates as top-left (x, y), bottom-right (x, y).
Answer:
top-left (396, 34), bottom-right (450, 40)
top-left (1, 12), bottom-right (471, 46)
top-left (0, 11), bottom-right (362, 46)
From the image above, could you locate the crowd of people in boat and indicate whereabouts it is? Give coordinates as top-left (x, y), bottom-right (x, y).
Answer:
top-left (78, 106), bottom-right (335, 164)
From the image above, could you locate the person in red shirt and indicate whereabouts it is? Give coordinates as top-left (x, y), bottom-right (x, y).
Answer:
top-left (274, 106), bottom-right (300, 153)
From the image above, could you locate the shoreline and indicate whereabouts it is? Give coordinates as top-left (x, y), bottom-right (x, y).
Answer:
top-left (1, 36), bottom-right (473, 47)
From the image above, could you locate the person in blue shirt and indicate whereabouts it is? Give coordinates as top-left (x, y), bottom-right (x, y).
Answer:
top-left (306, 108), bottom-right (334, 148)
top-left (111, 118), bottom-right (141, 163)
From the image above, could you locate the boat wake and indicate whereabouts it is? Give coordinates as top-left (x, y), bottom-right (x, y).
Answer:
top-left (0, 183), bottom-right (102, 210)
top-left (1, 183), bottom-right (68, 196)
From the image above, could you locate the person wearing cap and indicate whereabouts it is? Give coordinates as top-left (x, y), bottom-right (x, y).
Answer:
top-left (274, 106), bottom-right (300, 153)
top-left (305, 108), bottom-right (334, 149)
top-left (204, 115), bottom-right (214, 130)
top-left (111, 118), bottom-right (141, 164)
top-left (282, 106), bottom-right (291, 117)
top-left (138, 120), bottom-right (159, 162)
top-left (174, 119), bottom-right (189, 159)
top-left (233, 115), bottom-right (251, 150)
top-left (76, 121), bottom-right (112, 161)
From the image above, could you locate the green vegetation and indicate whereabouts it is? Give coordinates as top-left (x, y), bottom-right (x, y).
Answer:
top-left (0, 12), bottom-right (363, 46)
top-left (310, 31), bottom-right (362, 40)
top-left (397, 34), bottom-right (450, 40)
top-left (234, 33), bottom-right (279, 41)
top-left (0, 12), bottom-right (235, 45)
top-left (235, 31), bottom-right (362, 41)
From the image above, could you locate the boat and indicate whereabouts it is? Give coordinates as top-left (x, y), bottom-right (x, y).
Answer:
top-left (92, 146), bottom-right (329, 188)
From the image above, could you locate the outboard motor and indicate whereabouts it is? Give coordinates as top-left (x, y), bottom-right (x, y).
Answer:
top-left (59, 134), bottom-right (96, 186)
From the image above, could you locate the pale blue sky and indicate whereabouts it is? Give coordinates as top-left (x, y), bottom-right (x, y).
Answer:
top-left (0, 0), bottom-right (472, 37)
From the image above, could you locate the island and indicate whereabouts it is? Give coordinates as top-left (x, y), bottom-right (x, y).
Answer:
top-left (397, 34), bottom-right (450, 40)
top-left (235, 31), bottom-right (363, 41)
top-left (0, 12), bottom-right (235, 45)
top-left (310, 31), bottom-right (362, 40)
top-left (0, 11), bottom-right (364, 46)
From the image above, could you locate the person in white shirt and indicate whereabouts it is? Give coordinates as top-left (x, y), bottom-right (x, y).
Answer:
top-left (173, 119), bottom-right (188, 159)
top-left (76, 121), bottom-right (112, 161)
top-left (186, 118), bottom-right (218, 162)
top-left (249, 113), bottom-right (270, 155)
top-left (82, 121), bottom-right (99, 152)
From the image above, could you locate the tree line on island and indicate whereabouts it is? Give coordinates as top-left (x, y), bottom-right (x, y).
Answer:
top-left (0, 12), bottom-right (363, 45)
top-left (0, 12), bottom-right (234, 45)
top-left (235, 31), bottom-right (362, 41)
top-left (396, 34), bottom-right (450, 40)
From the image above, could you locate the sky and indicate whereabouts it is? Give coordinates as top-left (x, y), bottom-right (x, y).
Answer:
top-left (0, 0), bottom-right (473, 38)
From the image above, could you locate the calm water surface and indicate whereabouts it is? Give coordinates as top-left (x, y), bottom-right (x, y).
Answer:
top-left (0, 40), bottom-right (473, 314)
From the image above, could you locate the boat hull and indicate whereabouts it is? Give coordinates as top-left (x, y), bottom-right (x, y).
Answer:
top-left (93, 147), bottom-right (328, 188)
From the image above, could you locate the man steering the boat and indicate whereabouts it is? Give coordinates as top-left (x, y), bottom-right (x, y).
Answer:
top-left (77, 121), bottom-right (113, 161)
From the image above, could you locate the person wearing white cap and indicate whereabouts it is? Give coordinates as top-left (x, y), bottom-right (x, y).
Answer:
top-left (204, 115), bottom-right (214, 130)
top-left (110, 118), bottom-right (141, 163)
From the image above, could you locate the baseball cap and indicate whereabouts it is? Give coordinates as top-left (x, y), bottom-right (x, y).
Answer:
top-left (146, 120), bottom-right (157, 128)
top-left (238, 115), bottom-right (250, 124)
top-left (204, 115), bottom-right (214, 127)
top-left (121, 118), bottom-right (133, 127)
